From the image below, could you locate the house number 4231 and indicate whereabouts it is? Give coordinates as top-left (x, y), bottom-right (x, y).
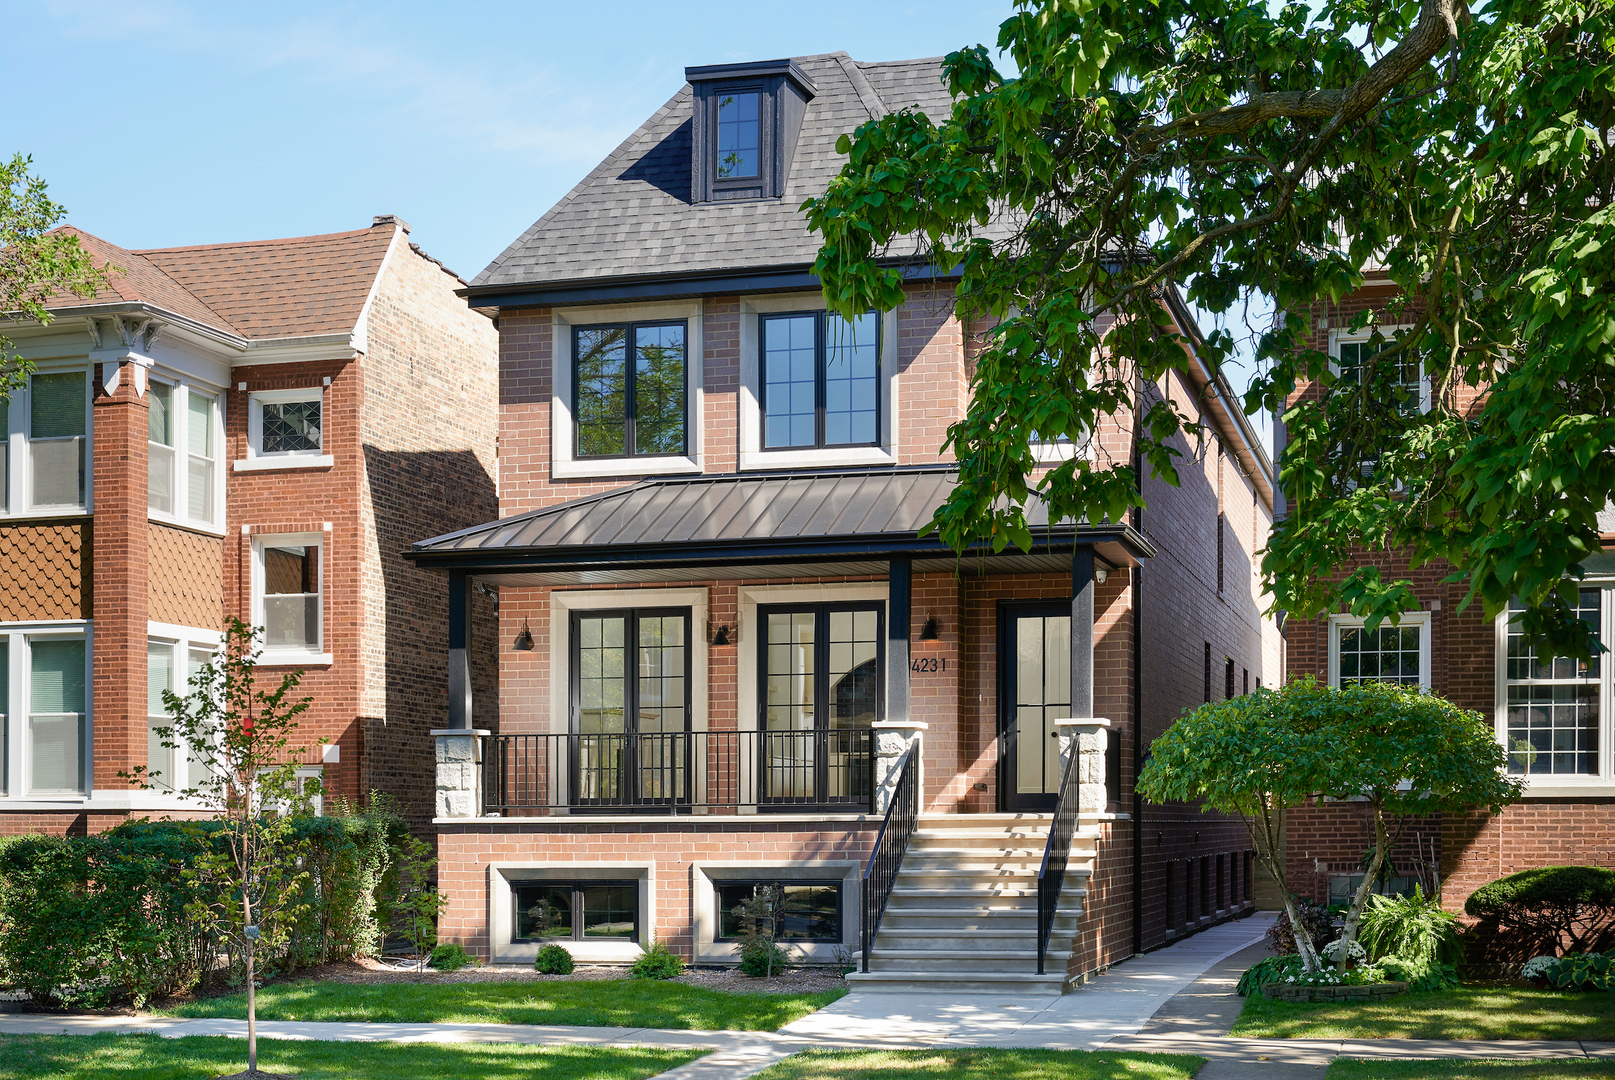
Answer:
top-left (910, 658), bottom-right (946, 673)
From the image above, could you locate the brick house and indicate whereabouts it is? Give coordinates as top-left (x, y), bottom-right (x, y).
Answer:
top-left (407, 53), bottom-right (1281, 991)
top-left (0, 216), bottom-right (498, 836)
top-left (1277, 274), bottom-right (1615, 919)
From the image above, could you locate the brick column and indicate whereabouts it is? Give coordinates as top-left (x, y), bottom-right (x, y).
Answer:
top-left (90, 350), bottom-right (149, 794)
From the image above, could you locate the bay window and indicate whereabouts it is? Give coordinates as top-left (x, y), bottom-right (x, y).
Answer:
top-left (29, 371), bottom-right (88, 511)
top-left (148, 379), bottom-right (220, 528)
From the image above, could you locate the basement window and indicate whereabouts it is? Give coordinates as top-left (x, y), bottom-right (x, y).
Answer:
top-left (513, 882), bottom-right (639, 943)
top-left (715, 881), bottom-right (841, 942)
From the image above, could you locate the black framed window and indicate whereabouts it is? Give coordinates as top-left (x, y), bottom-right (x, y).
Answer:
top-left (571, 607), bottom-right (691, 805)
top-left (716, 90), bottom-right (761, 179)
top-left (716, 880), bottom-right (841, 942)
top-left (761, 312), bottom-right (879, 450)
top-left (574, 321), bottom-right (687, 458)
top-left (513, 881), bottom-right (638, 942)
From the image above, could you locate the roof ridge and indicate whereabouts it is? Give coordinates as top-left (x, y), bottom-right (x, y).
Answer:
top-left (836, 54), bottom-right (890, 120)
top-left (132, 226), bottom-right (380, 255)
top-left (470, 85), bottom-right (695, 288)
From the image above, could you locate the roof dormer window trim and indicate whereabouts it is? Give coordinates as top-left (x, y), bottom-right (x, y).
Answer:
top-left (687, 59), bottom-right (816, 205)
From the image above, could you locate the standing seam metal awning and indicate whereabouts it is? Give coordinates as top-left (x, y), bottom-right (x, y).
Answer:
top-left (403, 465), bottom-right (1154, 584)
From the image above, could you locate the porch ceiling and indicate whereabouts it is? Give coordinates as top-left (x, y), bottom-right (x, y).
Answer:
top-left (405, 465), bottom-right (1154, 579)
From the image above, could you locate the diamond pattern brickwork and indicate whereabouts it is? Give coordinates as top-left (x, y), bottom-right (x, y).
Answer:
top-left (148, 523), bottom-right (223, 630)
top-left (0, 520), bottom-right (90, 622)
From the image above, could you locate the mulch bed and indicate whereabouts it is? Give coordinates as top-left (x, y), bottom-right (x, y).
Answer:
top-left (298, 956), bottom-right (846, 995)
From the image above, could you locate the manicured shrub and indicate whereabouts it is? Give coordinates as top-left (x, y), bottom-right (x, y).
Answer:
top-left (1267, 897), bottom-right (1337, 957)
top-left (738, 939), bottom-right (791, 978)
top-left (1360, 885), bottom-right (1463, 966)
top-left (630, 940), bottom-right (684, 980)
top-left (1464, 867), bottom-right (1615, 956)
top-left (535, 944), bottom-right (575, 975)
top-left (429, 943), bottom-right (472, 971)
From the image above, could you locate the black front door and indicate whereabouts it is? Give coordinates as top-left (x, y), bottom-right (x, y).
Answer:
top-left (571, 608), bottom-right (690, 809)
top-left (999, 602), bottom-right (1072, 812)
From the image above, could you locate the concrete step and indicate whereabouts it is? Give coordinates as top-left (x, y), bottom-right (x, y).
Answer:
top-left (887, 885), bottom-right (1089, 904)
top-left (898, 859), bottom-right (1095, 876)
top-left (843, 969), bottom-right (1068, 995)
top-left (880, 909), bottom-right (1082, 927)
top-left (869, 949), bottom-right (1070, 973)
top-left (877, 928), bottom-right (1078, 952)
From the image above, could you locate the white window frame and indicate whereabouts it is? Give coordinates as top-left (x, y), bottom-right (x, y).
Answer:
top-left (251, 532), bottom-right (331, 666)
top-left (0, 623), bottom-right (93, 799)
top-left (147, 375), bottom-right (226, 533)
top-left (1328, 325), bottom-right (1430, 415)
top-left (238, 387), bottom-right (333, 471)
top-left (552, 301), bottom-right (703, 479)
top-left (145, 622), bottom-right (223, 796)
top-left (1326, 611), bottom-right (1432, 690)
top-left (739, 293), bottom-right (897, 471)
top-left (5, 366), bottom-right (93, 518)
top-left (1495, 582), bottom-right (1615, 789)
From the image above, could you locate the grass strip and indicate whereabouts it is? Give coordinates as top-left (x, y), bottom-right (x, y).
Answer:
top-left (166, 978), bottom-right (846, 1032)
top-left (751, 1047), bottom-right (1205, 1079)
top-left (1329, 1059), bottom-right (1615, 1079)
top-left (1233, 986), bottom-right (1615, 1041)
top-left (0, 1032), bottom-right (701, 1080)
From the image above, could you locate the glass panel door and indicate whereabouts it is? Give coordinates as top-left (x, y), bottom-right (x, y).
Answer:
top-left (1000, 604), bottom-right (1071, 811)
top-left (571, 609), bottom-right (689, 808)
top-left (575, 613), bottom-right (628, 802)
top-left (764, 610), bottom-right (817, 801)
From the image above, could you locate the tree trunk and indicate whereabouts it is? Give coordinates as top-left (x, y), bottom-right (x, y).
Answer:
top-left (245, 889), bottom-right (256, 1075)
top-left (1336, 802), bottom-right (1391, 968)
top-left (1253, 808), bottom-right (1324, 973)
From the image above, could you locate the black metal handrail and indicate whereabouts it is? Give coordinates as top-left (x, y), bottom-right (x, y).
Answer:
top-left (860, 746), bottom-right (918, 973)
top-left (482, 729), bottom-right (874, 815)
top-left (1037, 736), bottom-right (1084, 974)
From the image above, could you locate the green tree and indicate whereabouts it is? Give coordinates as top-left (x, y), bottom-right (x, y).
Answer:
top-left (150, 619), bottom-right (315, 1078)
top-left (1, 154), bottom-right (108, 399)
top-left (1138, 678), bottom-right (1522, 971)
top-left (804, 0), bottom-right (1615, 657)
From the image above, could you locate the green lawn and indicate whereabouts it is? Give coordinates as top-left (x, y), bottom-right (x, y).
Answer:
top-left (165, 978), bottom-right (845, 1032)
top-left (1329, 1059), bottom-right (1615, 1079)
top-left (1234, 985), bottom-right (1615, 1041)
top-left (751, 1048), bottom-right (1205, 1079)
top-left (0, 1033), bottom-right (701, 1080)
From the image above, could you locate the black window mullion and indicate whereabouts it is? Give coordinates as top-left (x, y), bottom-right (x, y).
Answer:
top-left (814, 313), bottom-right (827, 449)
top-left (624, 335), bottom-right (638, 457)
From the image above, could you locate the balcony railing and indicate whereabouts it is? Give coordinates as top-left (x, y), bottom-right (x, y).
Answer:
top-left (482, 729), bottom-right (875, 816)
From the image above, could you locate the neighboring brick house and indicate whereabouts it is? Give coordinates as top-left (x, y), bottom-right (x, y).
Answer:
top-left (0, 217), bottom-right (498, 836)
top-left (1277, 274), bottom-right (1615, 916)
top-left (406, 52), bottom-right (1281, 992)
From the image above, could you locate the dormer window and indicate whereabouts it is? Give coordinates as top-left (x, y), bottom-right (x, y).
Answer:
top-left (687, 60), bottom-right (816, 203)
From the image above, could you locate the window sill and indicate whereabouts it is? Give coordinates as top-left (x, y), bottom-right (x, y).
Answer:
top-left (1517, 780), bottom-right (1615, 798)
top-left (258, 651), bottom-right (333, 667)
top-left (552, 455), bottom-right (701, 480)
top-left (0, 507), bottom-right (91, 521)
top-left (739, 446), bottom-right (895, 471)
top-left (148, 512), bottom-right (226, 537)
top-left (234, 456), bottom-right (335, 472)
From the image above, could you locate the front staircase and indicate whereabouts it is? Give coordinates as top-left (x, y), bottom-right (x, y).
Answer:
top-left (845, 812), bottom-right (1099, 995)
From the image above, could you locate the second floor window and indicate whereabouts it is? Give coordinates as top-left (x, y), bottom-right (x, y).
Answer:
top-left (149, 380), bottom-right (219, 527)
top-left (761, 312), bottom-right (879, 450)
top-left (29, 371), bottom-right (87, 511)
top-left (256, 536), bottom-right (323, 657)
top-left (574, 322), bottom-right (687, 459)
top-left (1336, 337), bottom-right (1426, 416)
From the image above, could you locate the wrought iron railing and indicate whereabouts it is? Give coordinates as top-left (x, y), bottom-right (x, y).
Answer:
top-left (1037, 739), bottom-right (1083, 975)
top-left (481, 729), bottom-right (874, 815)
top-left (861, 746), bottom-right (918, 973)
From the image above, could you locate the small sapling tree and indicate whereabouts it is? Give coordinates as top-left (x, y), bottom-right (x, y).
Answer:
top-left (156, 618), bottom-right (315, 1079)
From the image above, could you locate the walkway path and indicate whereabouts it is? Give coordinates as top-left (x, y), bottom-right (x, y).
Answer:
top-left (5, 913), bottom-right (1613, 1079)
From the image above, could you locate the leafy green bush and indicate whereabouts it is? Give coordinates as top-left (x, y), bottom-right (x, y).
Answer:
top-left (1267, 897), bottom-right (1338, 956)
top-left (429, 943), bottom-right (472, 971)
top-left (1360, 885), bottom-right (1464, 966)
top-left (1237, 955), bottom-right (1302, 996)
top-left (534, 944), bottom-right (575, 975)
top-left (1543, 952), bottom-right (1615, 991)
top-left (1465, 867), bottom-right (1615, 955)
top-left (1375, 956), bottom-right (1461, 992)
top-left (739, 940), bottom-right (791, 978)
top-left (630, 940), bottom-right (684, 980)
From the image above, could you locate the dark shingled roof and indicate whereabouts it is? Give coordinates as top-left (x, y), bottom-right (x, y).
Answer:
top-left (468, 53), bottom-right (953, 293)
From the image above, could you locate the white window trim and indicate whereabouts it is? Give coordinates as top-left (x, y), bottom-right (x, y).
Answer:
top-left (0, 623), bottom-right (93, 801)
top-left (489, 862), bottom-right (654, 964)
top-left (1328, 325), bottom-right (1429, 414)
top-left (551, 300), bottom-right (704, 480)
top-left (147, 375), bottom-right (227, 535)
top-left (238, 387), bottom-right (333, 471)
top-left (1494, 582), bottom-right (1615, 791)
top-left (738, 293), bottom-right (898, 471)
top-left (693, 860), bottom-right (861, 964)
top-left (145, 622), bottom-right (224, 800)
top-left (252, 531), bottom-right (332, 666)
top-left (5, 365), bottom-right (93, 519)
top-left (1326, 611), bottom-right (1432, 689)
top-left (547, 587), bottom-right (709, 738)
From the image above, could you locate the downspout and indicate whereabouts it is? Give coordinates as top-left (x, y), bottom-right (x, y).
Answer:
top-left (1131, 562), bottom-right (1144, 956)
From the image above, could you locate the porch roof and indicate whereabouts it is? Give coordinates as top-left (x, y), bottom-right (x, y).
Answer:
top-left (404, 465), bottom-right (1154, 586)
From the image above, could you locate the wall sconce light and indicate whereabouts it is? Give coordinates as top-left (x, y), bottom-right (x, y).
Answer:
top-left (712, 624), bottom-right (733, 646)
top-left (919, 615), bottom-right (941, 641)
top-left (512, 619), bottom-right (534, 651)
